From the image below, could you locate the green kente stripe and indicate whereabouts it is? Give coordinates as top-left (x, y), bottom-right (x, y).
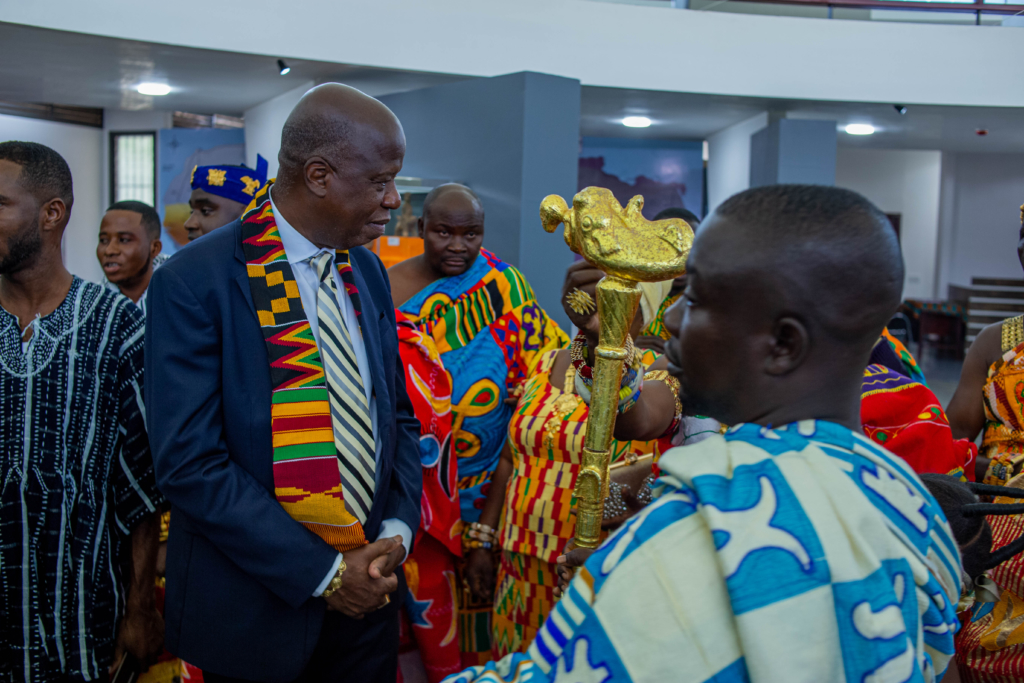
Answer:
top-left (272, 387), bottom-right (329, 404)
top-left (273, 441), bottom-right (337, 462)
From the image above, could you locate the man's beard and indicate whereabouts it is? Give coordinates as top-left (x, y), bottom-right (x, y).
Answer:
top-left (0, 223), bottom-right (43, 275)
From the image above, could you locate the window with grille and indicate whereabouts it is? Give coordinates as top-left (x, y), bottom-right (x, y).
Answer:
top-left (109, 132), bottom-right (156, 206)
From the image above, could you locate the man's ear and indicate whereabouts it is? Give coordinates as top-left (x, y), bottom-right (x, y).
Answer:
top-left (417, 217), bottom-right (424, 239)
top-left (40, 198), bottom-right (68, 235)
top-left (764, 316), bottom-right (809, 376)
top-left (303, 158), bottom-right (331, 198)
top-left (151, 238), bottom-right (163, 258)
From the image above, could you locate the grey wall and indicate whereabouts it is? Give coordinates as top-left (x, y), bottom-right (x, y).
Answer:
top-left (750, 119), bottom-right (837, 187)
top-left (937, 152), bottom-right (1024, 294)
top-left (380, 71), bottom-right (580, 329)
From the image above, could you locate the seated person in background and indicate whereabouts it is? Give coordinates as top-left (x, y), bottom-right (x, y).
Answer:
top-left (476, 260), bottom-right (680, 659)
top-left (944, 202), bottom-right (1024, 681)
top-left (389, 183), bottom-right (568, 666)
top-left (447, 185), bottom-right (961, 683)
top-left (183, 154), bottom-right (268, 241)
top-left (97, 200), bottom-right (166, 315)
top-left (634, 207), bottom-right (701, 354)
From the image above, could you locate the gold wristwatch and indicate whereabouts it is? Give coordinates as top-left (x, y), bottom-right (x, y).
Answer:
top-left (321, 559), bottom-right (347, 599)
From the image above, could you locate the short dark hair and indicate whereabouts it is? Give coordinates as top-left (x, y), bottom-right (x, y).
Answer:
top-left (107, 200), bottom-right (161, 240)
top-left (422, 183), bottom-right (483, 220)
top-left (0, 141), bottom-right (74, 211)
top-left (715, 184), bottom-right (904, 345)
top-left (654, 207), bottom-right (700, 226)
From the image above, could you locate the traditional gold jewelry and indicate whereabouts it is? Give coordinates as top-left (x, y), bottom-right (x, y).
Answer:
top-left (644, 370), bottom-right (683, 418)
top-left (566, 288), bottom-right (596, 316)
top-left (321, 559), bottom-right (348, 599)
top-left (383, 594), bottom-right (391, 606)
top-left (1002, 315), bottom-right (1024, 353)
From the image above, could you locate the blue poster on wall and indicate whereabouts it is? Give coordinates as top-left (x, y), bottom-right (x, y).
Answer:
top-left (578, 137), bottom-right (704, 221)
top-left (157, 128), bottom-right (245, 254)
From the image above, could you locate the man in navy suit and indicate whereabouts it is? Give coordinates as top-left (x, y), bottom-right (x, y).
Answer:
top-left (145, 84), bottom-right (422, 683)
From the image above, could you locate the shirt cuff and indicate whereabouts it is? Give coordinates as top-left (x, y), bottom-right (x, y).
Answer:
top-left (378, 519), bottom-right (413, 563)
top-left (312, 553), bottom-right (344, 597)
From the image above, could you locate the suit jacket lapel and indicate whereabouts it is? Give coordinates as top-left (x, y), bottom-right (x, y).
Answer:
top-left (350, 255), bottom-right (389, 468)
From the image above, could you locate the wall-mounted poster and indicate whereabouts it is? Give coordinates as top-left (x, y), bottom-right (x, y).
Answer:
top-left (578, 137), bottom-right (704, 220)
top-left (157, 128), bottom-right (245, 254)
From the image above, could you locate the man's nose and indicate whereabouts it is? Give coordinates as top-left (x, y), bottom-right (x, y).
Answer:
top-left (184, 211), bottom-right (200, 229)
top-left (448, 238), bottom-right (467, 253)
top-left (382, 182), bottom-right (401, 210)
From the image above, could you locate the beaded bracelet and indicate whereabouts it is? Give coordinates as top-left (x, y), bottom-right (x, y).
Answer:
top-left (463, 522), bottom-right (498, 552)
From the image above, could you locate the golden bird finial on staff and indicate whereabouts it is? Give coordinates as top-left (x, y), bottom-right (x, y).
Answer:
top-left (540, 187), bottom-right (693, 548)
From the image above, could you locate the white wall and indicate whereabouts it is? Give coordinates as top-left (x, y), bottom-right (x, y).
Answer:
top-left (244, 82), bottom-right (313, 179)
top-left (706, 112), bottom-right (768, 212)
top-left (0, 113), bottom-right (104, 283)
top-left (101, 109), bottom-right (173, 222)
top-left (5, 0), bottom-right (1024, 108)
top-left (936, 152), bottom-right (1024, 293)
top-left (835, 148), bottom-right (942, 299)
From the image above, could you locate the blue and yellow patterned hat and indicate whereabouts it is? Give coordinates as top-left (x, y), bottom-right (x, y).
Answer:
top-left (191, 154), bottom-right (269, 205)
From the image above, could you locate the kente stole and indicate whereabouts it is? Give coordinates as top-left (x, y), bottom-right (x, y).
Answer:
top-left (240, 182), bottom-right (367, 552)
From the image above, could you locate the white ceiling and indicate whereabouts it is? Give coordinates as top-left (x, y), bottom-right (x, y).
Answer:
top-left (1, 22), bottom-right (1021, 153)
top-left (0, 22), bottom-right (468, 116)
top-left (581, 87), bottom-right (1024, 153)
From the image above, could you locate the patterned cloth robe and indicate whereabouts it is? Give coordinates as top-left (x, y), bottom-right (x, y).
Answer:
top-left (492, 348), bottom-right (671, 659)
top-left (0, 278), bottom-right (164, 682)
top-left (955, 315), bottom-right (1024, 681)
top-left (396, 310), bottom-right (464, 683)
top-left (445, 421), bottom-right (961, 683)
top-left (399, 249), bottom-right (568, 666)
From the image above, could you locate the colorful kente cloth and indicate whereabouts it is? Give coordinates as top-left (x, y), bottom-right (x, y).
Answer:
top-left (240, 182), bottom-right (367, 553)
top-left (861, 363), bottom-right (976, 481)
top-left (638, 292), bottom-right (680, 340)
top-left (399, 249), bottom-right (568, 665)
top-left (955, 317), bottom-right (1024, 681)
top-left (446, 420), bottom-right (961, 683)
top-left (396, 310), bottom-right (463, 683)
top-left (401, 535), bottom-right (462, 683)
top-left (493, 349), bottom-right (670, 659)
top-left (0, 278), bottom-right (164, 682)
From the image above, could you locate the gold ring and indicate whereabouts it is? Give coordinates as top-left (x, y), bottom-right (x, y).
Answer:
top-left (566, 288), bottom-right (596, 316)
top-left (383, 594), bottom-right (391, 606)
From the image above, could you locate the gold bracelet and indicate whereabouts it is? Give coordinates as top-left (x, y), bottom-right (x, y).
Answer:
top-left (644, 370), bottom-right (683, 418)
top-left (321, 559), bottom-right (348, 599)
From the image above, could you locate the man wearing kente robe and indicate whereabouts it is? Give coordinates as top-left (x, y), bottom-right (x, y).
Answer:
top-left (389, 184), bottom-right (568, 665)
top-left (446, 186), bottom-right (960, 683)
top-left (146, 85), bottom-right (421, 683)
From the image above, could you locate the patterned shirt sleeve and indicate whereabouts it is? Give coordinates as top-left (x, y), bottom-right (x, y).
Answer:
top-left (511, 271), bottom-right (570, 395)
top-left (111, 301), bottom-right (163, 534)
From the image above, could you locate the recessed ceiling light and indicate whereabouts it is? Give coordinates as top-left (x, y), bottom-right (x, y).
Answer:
top-left (845, 123), bottom-right (875, 136)
top-left (137, 83), bottom-right (171, 96)
top-left (622, 116), bottom-right (652, 128)
top-left (277, 59), bottom-right (291, 76)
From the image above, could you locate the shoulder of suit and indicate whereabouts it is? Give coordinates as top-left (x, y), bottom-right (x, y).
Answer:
top-left (159, 219), bottom-right (243, 282)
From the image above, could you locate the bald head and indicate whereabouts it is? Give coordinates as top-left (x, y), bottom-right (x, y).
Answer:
top-left (272, 83), bottom-right (406, 250)
top-left (665, 184), bottom-right (904, 430)
top-left (422, 183), bottom-right (483, 221)
top-left (278, 83), bottom-right (403, 187)
top-left (711, 184), bottom-right (903, 345)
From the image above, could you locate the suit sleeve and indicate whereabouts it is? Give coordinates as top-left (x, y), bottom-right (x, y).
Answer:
top-left (145, 265), bottom-right (339, 608)
top-left (377, 258), bottom-right (423, 549)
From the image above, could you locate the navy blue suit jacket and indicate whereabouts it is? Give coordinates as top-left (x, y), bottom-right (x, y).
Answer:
top-left (145, 220), bottom-right (422, 682)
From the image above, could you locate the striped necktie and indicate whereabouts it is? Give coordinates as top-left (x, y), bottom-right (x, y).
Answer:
top-left (311, 251), bottom-right (375, 523)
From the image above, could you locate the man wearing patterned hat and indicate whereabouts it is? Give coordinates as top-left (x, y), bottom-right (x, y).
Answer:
top-left (184, 155), bottom-right (268, 241)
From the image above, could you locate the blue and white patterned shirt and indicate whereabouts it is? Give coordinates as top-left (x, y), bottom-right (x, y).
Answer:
top-left (447, 420), bottom-right (961, 683)
top-left (0, 277), bottom-right (164, 682)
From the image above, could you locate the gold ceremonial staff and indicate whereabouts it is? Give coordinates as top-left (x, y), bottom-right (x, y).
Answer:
top-left (540, 187), bottom-right (693, 549)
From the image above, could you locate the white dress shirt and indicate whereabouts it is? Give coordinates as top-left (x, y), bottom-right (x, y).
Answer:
top-left (269, 192), bottom-right (411, 596)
